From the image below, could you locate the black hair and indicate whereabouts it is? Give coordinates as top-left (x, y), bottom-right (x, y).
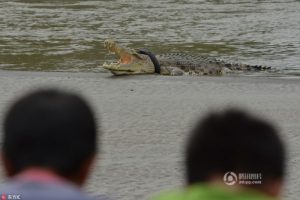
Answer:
top-left (2, 89), bottom-right (98, 177)
top-left (186, 109), bottom-right (285, 184)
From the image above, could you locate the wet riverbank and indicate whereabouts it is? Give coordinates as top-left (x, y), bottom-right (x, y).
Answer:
top-left (0, 71), bottom-right (299, 200)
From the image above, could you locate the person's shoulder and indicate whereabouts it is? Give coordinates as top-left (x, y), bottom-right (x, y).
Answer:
top-left (0, 180), bottom-right (103, 200)
top-left (150, 184), bottom-right (276, 200)
top-left (150, 188), bottom-right (186, 200)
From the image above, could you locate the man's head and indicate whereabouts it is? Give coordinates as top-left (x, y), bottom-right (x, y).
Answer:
top-left (1, 89), bottom-right (98, 185)
top-left (186, 109), bottom-right (285, 197)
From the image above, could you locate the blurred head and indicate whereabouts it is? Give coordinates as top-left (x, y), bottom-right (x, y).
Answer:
top-left (1, 89), bottom-right (98, 185)
top-left (186, 109), bottom-right (285, 197)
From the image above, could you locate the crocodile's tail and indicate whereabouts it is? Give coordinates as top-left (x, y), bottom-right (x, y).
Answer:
top-left (224, 62), bottom-right (272, 72)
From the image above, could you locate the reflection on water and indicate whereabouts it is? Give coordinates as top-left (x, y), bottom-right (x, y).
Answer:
top-left (0, 0), bottom-right (299, 72)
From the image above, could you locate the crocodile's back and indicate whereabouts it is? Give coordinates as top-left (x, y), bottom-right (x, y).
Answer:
top-left (156, 53), bottom-right (272, 75)
top-left (156, 53), bottom-right (225, 75)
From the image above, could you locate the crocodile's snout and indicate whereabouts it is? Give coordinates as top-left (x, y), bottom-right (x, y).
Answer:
top-left (104, 39), bottom-right (113, 46)
top-left (104, 39), bottom-right (116, 52)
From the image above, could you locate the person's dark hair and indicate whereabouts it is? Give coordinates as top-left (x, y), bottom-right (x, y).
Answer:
top-left (186, 109), bottom-right (285, 184)
top-left (2, 89), bottom-right (97, 177)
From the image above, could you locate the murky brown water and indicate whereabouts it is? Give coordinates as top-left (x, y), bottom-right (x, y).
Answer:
top-left (0, 0), bottom-right (300, 72)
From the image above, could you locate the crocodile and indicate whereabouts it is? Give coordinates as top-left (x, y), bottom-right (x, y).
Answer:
top-left (103, 39), bottom-right (271, 76)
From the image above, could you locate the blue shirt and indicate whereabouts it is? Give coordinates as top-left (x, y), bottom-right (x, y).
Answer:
top-left (0, 169), bottom-right (103, 200)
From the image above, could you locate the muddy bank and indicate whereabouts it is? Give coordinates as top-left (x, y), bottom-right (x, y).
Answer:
top-left (0, 71), bottom-right (299, 200)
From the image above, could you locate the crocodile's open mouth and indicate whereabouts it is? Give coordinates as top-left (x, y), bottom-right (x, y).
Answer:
top-left (103, 39), bottom-right (155, 75)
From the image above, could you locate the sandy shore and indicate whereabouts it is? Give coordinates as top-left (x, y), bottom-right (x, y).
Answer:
top-left (0, 71), bottom-right (299, 200)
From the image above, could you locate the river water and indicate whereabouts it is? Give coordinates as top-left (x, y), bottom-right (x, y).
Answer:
top-left (0, 0), bottom-right (300, 73)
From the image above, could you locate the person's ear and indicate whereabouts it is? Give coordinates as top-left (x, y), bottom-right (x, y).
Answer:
top-left (0, 152), bottom-right (15, 177)
top-left (72, 155), bottom-right (96, 186)
top-left (262, 179), bottom-right (284, 197)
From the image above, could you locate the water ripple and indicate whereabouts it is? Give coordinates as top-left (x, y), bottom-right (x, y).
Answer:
top-left (0, 0), bottom-right (299, 71)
